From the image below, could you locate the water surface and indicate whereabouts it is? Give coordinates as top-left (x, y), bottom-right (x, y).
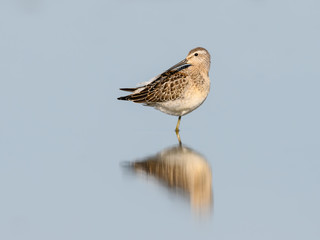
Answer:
top-left (1, 0), bottom-right (319, 239)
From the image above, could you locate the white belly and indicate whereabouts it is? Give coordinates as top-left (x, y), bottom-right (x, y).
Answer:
top-left (153, 88), bottom-right (209, 116)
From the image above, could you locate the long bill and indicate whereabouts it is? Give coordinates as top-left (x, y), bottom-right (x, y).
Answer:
top-left (166, 58), bottom-right (191, 72)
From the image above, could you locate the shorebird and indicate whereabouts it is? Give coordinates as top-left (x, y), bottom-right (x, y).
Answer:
top-left (117, 47), bottom-right (211, 132)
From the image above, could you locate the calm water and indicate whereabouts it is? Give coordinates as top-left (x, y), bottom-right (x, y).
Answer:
top-left (1, 0), bottom-right (319, 239)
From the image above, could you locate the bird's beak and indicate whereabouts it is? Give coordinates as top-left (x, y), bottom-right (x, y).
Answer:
top-left (167, 58), bottom-right (191, 72)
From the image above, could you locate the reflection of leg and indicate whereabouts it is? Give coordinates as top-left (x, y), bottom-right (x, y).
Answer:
top-left (175, 130), bottom-right (182, 146)
top-left (175, 116), bottom-right (181, 132)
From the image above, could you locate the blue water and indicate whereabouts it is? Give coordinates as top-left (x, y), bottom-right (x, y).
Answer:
top-left (1, 1), bottom-right (319, 239)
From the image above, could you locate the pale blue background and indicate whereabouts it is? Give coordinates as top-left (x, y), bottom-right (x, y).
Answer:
top-left (0, 0), bottom-right (319, 239)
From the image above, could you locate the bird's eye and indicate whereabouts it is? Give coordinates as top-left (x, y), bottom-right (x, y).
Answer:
top-left (194, 53), bottom-right (198, 56)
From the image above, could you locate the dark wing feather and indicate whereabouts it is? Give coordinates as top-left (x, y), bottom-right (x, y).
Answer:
top-left (119, 88), bottom-right (138, 92)
top-left (118, 63), bottom-right (191, 103)
top-left (118, 71), bottom-right (188, 103)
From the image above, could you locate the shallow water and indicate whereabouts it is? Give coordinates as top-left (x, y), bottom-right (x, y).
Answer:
top-left (1, 0), bottom-right (320, 239)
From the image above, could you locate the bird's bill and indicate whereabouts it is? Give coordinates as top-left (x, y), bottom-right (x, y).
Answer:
top-left (166, 58), bottom-right (191, 72)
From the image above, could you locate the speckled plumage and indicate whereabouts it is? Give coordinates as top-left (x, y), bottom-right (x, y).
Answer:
top-left (118, 47), bottom-right (211, 131)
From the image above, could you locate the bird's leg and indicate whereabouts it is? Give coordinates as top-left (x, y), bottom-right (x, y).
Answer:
top-left (175, 116), bottom-right (181, 133)
top-left (175, 130), bottom-right (182, 146)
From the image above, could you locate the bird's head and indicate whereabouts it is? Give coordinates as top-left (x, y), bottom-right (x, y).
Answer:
top-left (186, 47), bottom-right (211, 74)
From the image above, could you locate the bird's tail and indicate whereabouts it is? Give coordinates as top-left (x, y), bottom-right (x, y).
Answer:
top-left (117, 88), bottom-right (137, 101)
top-left (119, 88), bottom-right (137, 92)
top-left (117, 95), bottom-right (130, 101)
top-left (117, 86), bottom-right (148, 102)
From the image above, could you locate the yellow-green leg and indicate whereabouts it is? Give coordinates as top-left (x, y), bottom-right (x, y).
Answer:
top-left (175, 130), bottom-right (182, 146)
top-left (175, 116), bottom-right (181, 133)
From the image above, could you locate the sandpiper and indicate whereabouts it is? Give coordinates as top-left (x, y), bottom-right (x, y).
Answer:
top-left (117, 47), bottom-right (211, 132)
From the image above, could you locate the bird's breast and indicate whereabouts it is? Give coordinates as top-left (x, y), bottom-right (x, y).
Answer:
top-left (153, 83), bottom-right (209, 116)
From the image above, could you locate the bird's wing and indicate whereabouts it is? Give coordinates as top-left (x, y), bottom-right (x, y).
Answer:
top-left (118, 58), bottom-right (192, 103)
top-left (122, 70), bottom-right (189, 103)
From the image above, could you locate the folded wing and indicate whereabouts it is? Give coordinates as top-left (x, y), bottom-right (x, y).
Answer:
top-left (118, 70), bottom-right (189, 104)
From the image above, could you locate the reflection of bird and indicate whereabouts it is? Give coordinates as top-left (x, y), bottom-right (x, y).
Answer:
top-left (117, 47), bottom-right (211, 132)
top-left (127, 145), bottom-right (212, 212)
